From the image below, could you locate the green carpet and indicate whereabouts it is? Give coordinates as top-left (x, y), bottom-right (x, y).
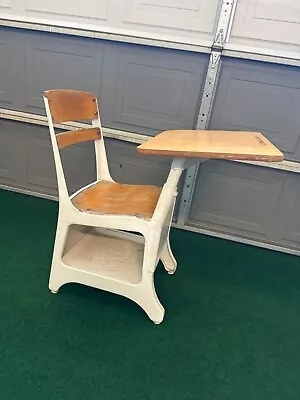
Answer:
top-left (1, 188), bottom-right (300, 400)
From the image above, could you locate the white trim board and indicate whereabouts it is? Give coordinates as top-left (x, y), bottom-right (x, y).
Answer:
top-left (0, 184), bottom-right (58, 202)
top-left (2, 17), bottom-right (300, 67)
top-left (0, 108), bottom-right (299, 174)
top-left (0, 109), bottom-right (146, 145)
top-left (178, 224), bottom-right (300, 257)
top-left (0, 17), bottom-right (211, 54)
top-left (223, 44), bottom-right (300, 67)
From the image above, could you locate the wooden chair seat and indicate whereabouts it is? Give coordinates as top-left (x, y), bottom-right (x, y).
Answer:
top-left (72, 181), bottom-right (162, 220)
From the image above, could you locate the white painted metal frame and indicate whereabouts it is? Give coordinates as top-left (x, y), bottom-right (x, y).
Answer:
top-left (43, 93), bottom-right (184, 324)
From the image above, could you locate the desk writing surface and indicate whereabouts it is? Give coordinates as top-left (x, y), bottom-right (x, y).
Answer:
top-left (137, 130), bottom-right (284, 162)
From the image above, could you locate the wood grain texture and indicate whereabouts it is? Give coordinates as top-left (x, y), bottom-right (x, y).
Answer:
top-left (72, 181), bottom-right (162, 220)
top-left (137, 130), bottom-right (284, 162)
top-left (56, 127), bottom-right (101, 149)
top-left (44, 89), bottom-right (98, 123)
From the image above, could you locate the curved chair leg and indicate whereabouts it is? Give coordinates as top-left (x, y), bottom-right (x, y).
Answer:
top-left (49, 271), bottom-right (66, 294)
top-left (49, 269), bottom-right (66, 294)
top-left (160, 237), bottom-right (177, 275)
top-left (49, 219), bottom-right (69, 294)
top-left (136, 279), bottom-right (165, 324)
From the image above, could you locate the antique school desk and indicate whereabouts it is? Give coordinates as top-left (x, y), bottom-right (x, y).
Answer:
top-left (137, 130), bottom-right (284, 164)
top-left (139, 130), bottom-right (283, 321)
top-left (137, 128), bottom-right (284, 227)
top-left (51, 126), bottom-right (284, 324)
top-left (137, 128), bottom-right (284, 224)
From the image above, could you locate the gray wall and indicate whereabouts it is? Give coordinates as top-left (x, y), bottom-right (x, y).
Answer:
top-left (209, 58), bottom-right (300, 162)
top-left (0, 26), bottom-right (199, 222)
top-left (1, 27), bottom-right (300, 252)
top-left (0, 119), bottom-right (174, 195)
top-left (188, 160), bottom-right (300, 251)
top-left (187, 56), bottom-right (300, 251)
top-left (0, 27), bottom-right (208, 135)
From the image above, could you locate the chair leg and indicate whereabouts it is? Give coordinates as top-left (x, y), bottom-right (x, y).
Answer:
top-left (49, 219), bottom-right (69, 293)
top-left (136, 278), bottom-right (165, 324)
top-left (160, 237), bottom-right (177, 275)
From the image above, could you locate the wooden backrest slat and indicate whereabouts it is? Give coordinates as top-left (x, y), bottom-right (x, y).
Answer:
top-left (56, 127), bottom-right (101, 149)
top-left (44, 89), bottom-right (98, 123)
